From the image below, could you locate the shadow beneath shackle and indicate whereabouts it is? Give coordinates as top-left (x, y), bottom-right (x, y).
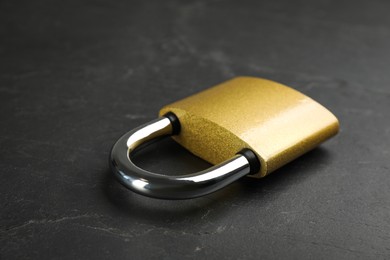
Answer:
top-left (102, 136), bottom-right (332, 224)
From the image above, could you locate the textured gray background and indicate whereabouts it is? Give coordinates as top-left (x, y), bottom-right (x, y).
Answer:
top-left (1, 0), bottom-right (389, 259)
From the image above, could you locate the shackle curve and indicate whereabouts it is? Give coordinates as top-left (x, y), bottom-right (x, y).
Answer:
top-left (109, 112), bottom-right (260, 199)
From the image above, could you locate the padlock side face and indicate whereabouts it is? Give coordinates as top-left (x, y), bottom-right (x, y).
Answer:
top-left (160, 77), bottom-right (339, 177)
top-left (161, 109), bottom-right (251, 169)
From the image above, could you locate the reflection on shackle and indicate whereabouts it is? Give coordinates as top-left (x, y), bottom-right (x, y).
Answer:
top-left (109, 116), bottom-right (252, 199)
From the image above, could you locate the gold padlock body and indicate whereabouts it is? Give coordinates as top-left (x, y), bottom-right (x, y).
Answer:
top-left (159, 77), bottom-right (339, 178)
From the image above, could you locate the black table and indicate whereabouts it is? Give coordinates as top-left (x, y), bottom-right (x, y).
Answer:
top-left (1, 0), bottom-right (389, 259)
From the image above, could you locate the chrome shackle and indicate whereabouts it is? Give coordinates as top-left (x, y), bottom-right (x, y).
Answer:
top-left (109, 113), bottom-right (260, 199)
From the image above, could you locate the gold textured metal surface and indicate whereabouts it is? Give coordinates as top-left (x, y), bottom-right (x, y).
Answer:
top-left (159, 76), bottom-right (339, 177)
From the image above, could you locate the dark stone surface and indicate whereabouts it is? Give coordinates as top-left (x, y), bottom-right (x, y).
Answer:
top-left (1, 0), bottom-right (389, 259)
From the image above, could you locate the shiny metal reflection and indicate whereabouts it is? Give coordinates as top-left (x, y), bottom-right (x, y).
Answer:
top-left (109, 116), bottom-right (251, 199)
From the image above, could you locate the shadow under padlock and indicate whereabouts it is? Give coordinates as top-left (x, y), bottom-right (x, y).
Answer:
top-left (102, 138), bottom-right (331, 223)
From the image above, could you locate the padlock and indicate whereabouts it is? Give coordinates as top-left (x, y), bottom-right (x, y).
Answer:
top-left (110, 76), bottom-right (339, 199)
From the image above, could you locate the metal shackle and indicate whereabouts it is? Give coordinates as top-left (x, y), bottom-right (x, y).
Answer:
top-left (109, 113), bottom-right (260, 199)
